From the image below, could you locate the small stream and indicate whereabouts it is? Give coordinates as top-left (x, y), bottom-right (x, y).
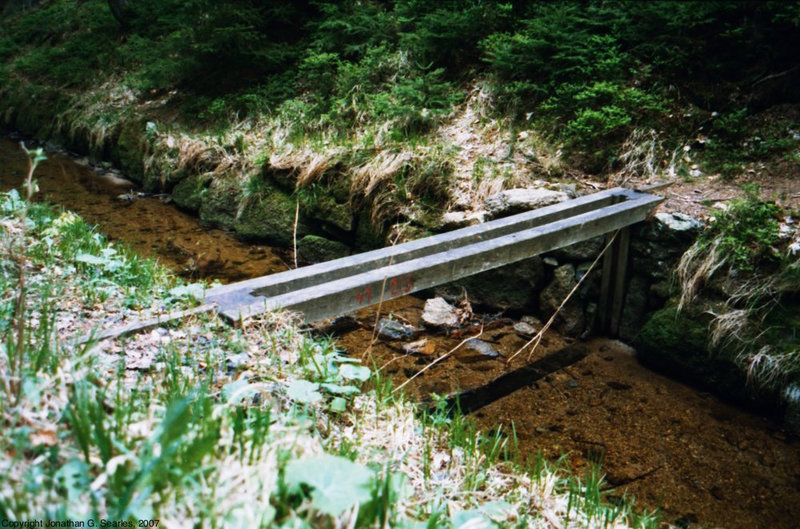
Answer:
top-left (2, 136), bottom-right (799, 529)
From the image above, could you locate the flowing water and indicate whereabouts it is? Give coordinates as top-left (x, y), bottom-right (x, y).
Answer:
top-left (2, 136), bottom-right (799, 529)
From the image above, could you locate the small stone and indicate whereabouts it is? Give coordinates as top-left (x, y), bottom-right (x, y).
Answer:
top-left (226, 352), bottom-right (251, 371)
top-left (484, 188), bottom-right (569, 219)
top-left (543, 257), bottom-right (558, 266)
top-left (566, 379), bottom-right (580, 389)
top-left (655, 212), bottom-right (703, 232)
top-left (521, 315), bottom-right (543, 326)
top-left (403, 339), bottom-right (436, 355)
top-left (464, 338), bottom-right (500, 358)
top-left (422, 297), bottom-right (460, 327)
top-left (439, 211), bottom-right (485, 230)
top-left (513, 321), bottom-right (538, 337)
top-left (376, 318), bottom-right (416, 340)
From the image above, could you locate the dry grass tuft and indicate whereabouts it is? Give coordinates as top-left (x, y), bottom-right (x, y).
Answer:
top-left (350, 149), bottom-right (414, 225)
top-left (437, 83), bottom-right (560, 213)
top-left (676, 238), bottom-right (728, 311)
top-left (55, 78), bottom-right (137, 154)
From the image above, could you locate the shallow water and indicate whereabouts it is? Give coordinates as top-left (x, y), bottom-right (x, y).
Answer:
top-left (337, 297), bottom-right (800, 529)
top-left (0, 137), bottom-right (287, 282)
top-left (2, 136), bottom-right (799, 529)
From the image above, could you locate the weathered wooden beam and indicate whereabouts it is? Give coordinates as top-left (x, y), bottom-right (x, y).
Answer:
top-left (75, 303), bottom-right (218, 344)
top-left (204, 188), bottom-right (633, 308)
top-left (608, 226), bottom-right (631, 336)
top-left (218, 191), bottom-right (662, 324)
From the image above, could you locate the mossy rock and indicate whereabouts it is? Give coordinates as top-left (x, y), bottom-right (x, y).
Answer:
top-left (436, 257), bottom-right (546, 312)
top-left (8, 88), bottom-right (61, 140)
top-left (354, 211), bottom-right (385, 251)
top-left (262, 165), bottom-right (296, 192)
top-left (297, 235), bottom-right (350, 264)
top-left (112, 118), bottom-right (146, 184)
top-left (302, 191), bottom-right (353, 233)
top-left (234, 185), bottom-right (310, 246)
top-left (172, 173), bottom-right (212, 213)
top-left (327, 172), bottom-right (351, 203)
top-left (199, 177), bottom-right (241, 229)
top-left (635, 306), bottom-right (772, 409)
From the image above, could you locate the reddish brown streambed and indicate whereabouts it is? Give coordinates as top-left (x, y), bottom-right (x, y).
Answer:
top-left (337, 297), bottom-right (800, 529)
top-left (2, 136), bottom-right (799, 529)
top-left (0, 137), bottom-right (287, 282)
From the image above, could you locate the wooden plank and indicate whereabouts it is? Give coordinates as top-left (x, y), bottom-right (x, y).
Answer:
top-left (75, 304), bottom-right (218, 344)
top-left (597, 231), bottom-right (616, 333)
top-left (219, 192), bottom-right (662, 324)
top-left (204, 188), bottom-right (634, 308)
top-left (608, 226), bottom-right (631, 336)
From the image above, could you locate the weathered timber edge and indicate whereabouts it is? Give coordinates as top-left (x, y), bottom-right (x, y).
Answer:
top-left (219, 190), bottom-right (662, 323)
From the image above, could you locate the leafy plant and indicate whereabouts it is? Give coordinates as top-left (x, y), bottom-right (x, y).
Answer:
top-left (704, 184), bottom-right (782, 271)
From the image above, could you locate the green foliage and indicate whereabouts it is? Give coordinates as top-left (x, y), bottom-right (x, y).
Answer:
top-left (285, 455), bottom-right (374, 516)
top-left (703, 109), bottom-right (800, 177)
top-left (704, 185), bottom-right (782, 271)
top-left (3, 0), bottom-right (796, 170)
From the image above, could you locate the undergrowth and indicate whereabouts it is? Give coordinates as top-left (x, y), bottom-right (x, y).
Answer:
top-left (1, 1), bottom-right (798, 177)
top-left (678, 186), bottom-right (799, 392)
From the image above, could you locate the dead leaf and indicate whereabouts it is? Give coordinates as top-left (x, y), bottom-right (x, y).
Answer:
top-left (30, 429), bottom-right (57, 447)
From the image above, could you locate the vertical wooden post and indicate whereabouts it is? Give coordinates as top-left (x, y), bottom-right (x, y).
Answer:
top-left (597, 226), bottom-right (631, 337)
top-left (608, 226), bottom-right (630, 336)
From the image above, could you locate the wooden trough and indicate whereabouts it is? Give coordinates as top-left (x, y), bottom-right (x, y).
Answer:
top-left (204, 187), bottom-right (662, 333)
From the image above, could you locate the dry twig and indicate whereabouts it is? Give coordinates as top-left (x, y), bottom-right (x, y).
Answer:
top-left (506, 231), bottom-right (618, 364)
top-left (393, 325), bottom-right (484, 394)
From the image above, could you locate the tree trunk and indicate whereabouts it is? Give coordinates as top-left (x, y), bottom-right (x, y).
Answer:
top-left (107, 0), bottom-right (132, 29)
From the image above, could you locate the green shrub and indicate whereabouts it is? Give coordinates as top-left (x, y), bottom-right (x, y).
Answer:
top-left (704, 184), bottom-right (782, 271)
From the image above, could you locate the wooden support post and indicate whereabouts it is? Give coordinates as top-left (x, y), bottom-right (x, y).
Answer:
top-left (598, 226), bottom-right (631, 337)
top-left (608, 226), bottom-right (630, 336)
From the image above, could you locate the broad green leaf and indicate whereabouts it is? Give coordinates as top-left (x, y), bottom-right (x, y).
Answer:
top-left (478, 501), bottom-right (514, 519)
top-left (452, 502), bottom-right (513, 528)
top-left (169, 283), bottom-right (205, 300)
top-left (222, 379), bottom-right (255, 404)
top-left (285, 455), bottom-right (373, 516)
top-left (75, 253), bottom-right (106, 266)
top-left (320, 383), bottom-right (361, 395)
top-left (329, 397), bottom-right (347, 412)
top-left (451, 510), bottom-right (492, 529)
top-left (286, 380), bottom-right (322, 404)
top-left (339, 364), bottom-right (371, 382)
